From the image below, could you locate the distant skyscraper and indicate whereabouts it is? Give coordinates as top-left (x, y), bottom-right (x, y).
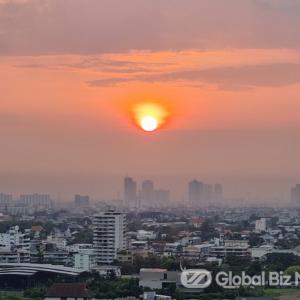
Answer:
top-left (0, 193), bottom-right (12, 204)
top-left (188, 180), bottom-right (203, 206)
top-left (124, 177), bottom-right (137, 208)
top-left (93, 211), bottom-right (126, 265)
top-left (74, 194), bottom-right (90, 207)
top-left (0, 193), bottom-right (12, 211)
top-left (20, 194), bottom-right (52, 211)
top-left (291, 184), bottom-right (300, 206)
top-left (214, 184), bottom-right (223, 203)
top-left (141, 180), bottom-right (154, 207)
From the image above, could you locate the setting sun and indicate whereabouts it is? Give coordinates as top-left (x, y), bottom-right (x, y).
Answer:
top-left (141, 116), bottom-right (158, 132)
top-left (131, 101), bottom-right (170, 132)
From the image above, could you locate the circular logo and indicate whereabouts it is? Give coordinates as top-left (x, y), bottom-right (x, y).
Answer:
top-left (180, 269), bottom-right (212, 289)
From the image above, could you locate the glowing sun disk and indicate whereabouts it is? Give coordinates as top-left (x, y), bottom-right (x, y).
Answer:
top-left (141, 116), bottom-right (158, 132)
top-left (131, 101), bottom-right (170, 132)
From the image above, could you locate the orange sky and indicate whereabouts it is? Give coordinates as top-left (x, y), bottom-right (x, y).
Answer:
top-left (1, 0), bottom-right (300, 202)
top-left (1, 49), bottom-right (300, 131)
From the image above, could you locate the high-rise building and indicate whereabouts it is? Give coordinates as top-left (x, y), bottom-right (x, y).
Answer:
top-left (214, 184), bottom-right (223, 203)
top-left (74, 194), bottom-right (90, 207)
top-left (0, 193), bottom-right (12, 212)
top-left (188, 180), bottom-right (203, 206)
top-left (93, 211), bottom-right (126, 265)
top-left (291, 184), bottom-right (300, 206)
top-left (0, 193), bottom-right (12, 205)
top-left (141, 180), bottom-right (154, 207)
top-left (20, 193), bottom-right (52, 211)
top-left (124, 177), bottom-right (137, 208)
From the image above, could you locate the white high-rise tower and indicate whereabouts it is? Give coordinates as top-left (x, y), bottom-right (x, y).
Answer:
top-left (93, 211), bottom-right (126, 265)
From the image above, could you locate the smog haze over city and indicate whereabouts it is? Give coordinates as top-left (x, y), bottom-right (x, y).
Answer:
top-left (1, 0), bottom-right (300, 205)
top-left (4, 2), bottom-right (300, 300)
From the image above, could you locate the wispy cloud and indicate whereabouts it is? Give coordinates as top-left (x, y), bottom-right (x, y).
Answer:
top-left (9, 49), bottom-right (300, 89)
top-left (88, 78), bottom-right (133, 87)
top-left (88, 63), bottom-right (300, 89)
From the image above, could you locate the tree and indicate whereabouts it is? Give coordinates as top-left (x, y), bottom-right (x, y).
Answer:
top-left (265, 253), bottom-right (300, 271)
top-left (121, 262), bottom-right (136, 275)
top-left (224, 255), bottom-right (251, 269)
top-left (24, 287), bottom-right (46, 299)
top-left (161, 257), bottom-right (179, 271)
top-left (90, 277), bottom-right (142, 299)
top-left (200, 220), bottom-right (218, 241)
top-left (72, 228), bottom-right (93, 244)
top-left (247, 261), bottom-right (262, 276)
top-left (249, 233), bottom-right (264, 247)
top-left (285, 265), bottom-right (300, 280)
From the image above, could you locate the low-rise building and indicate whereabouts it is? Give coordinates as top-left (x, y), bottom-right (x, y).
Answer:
top-left (0, 226), bottom-right (30, 252)
top-left (45, 283), bottom-right (94, 300)
top-left (255, 218), bottom-right (267, 233)
top-left (92, 265), bottom-right (121, 277)
top-left (182, 244), bottom-right (212, 260)
top-left (139, 268), bottom-right (179, 290)
top-left (43, 251), bottom-right (70, 265)
top-left (143, 292), bottom-right (172, 300)
top-left (210, 240), bottom-right (250, 257)
top-left (74, 253), bottom-right (97, 272)
top-left (0, 247), bottom-right (30, 263)
top-left (137, 230), bottom-right (157, 241)
top-left (117, 250), bottom-right (133, 264)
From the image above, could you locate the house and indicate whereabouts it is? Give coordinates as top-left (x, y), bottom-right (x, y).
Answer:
top-left (139, 268), bottom-right (179, 290)
top-left (31, 225), bottom-right (44, 238)
top-left (45, 283), bottom-right (94, 300)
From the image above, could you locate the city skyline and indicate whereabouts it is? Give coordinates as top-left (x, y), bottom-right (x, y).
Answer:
top-left (2, 2), bottom-right (300, 297)
top-left (2, 177), bottom-right (300, 207)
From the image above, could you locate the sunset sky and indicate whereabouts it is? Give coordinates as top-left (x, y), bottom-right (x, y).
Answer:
top-left (1, 0), bottom-right (300, 202)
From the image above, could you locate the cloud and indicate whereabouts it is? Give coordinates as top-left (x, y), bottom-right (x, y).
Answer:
top-left (88, 77), bottom-right (132, 87)
top-left (62, 58), bottom-right (167, 73)
top-left (14, 55), bottom-right (174, 75)
top-left (1, 0), bottom-right (300, 55)
top-left (88, 63), bottom-right (300, 89)
top-left (144, 63), bottom-right (300, 88)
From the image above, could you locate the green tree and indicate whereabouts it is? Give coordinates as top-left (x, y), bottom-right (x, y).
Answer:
top-left (24, 287), bottom-right (46, 299)
top-left (265, 253), bottom-right (300, 271)
top-left (285, 265), bottom-right (300, 280)
top-left (200, 220), bottom-right (218, 241)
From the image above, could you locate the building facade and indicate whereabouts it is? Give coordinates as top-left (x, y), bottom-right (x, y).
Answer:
top-left (188, 180), bottom-right (203, 206)
top-left (124, 177), bottom-right (137, 208)
top-left (93, 211), bottom-right (126, 265)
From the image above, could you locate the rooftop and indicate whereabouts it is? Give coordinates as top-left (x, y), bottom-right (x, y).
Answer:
top-left (46, 283), bottom-right (93, 298)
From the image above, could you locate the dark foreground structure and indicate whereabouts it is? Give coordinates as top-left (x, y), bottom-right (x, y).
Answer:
top-left (0, 263), bottom-right (84, 290)
top-left (45, 283), bottom-right (94, 300)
